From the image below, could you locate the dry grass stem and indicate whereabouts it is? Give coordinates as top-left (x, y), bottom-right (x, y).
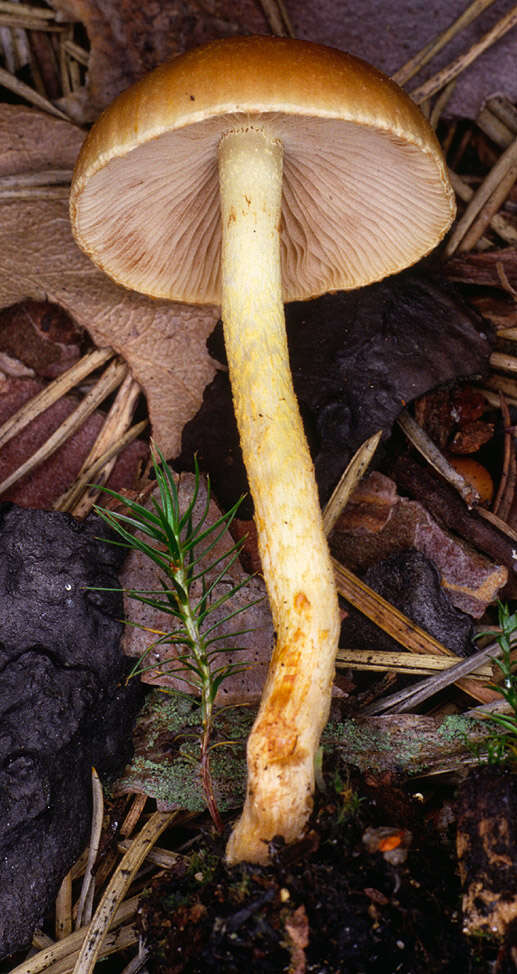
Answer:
top-left (0, 64), bottom-right (70, 118)
top-left (446, 136), bottom-right (517, 255)
top-left (55, 874), bottom-right (72, 941)
top-left (63, 25), bottom-right (81, 89)
top-left (71, 811), bottom-right (177, 974)
top-left (336, 648), bottom-right (492, 679)
top-left (362, 637), bottom-right (503, 716)
top-left (0, 185), bottom-right (70, 198)
top-left (0, 2), bottom-right (57, 19)
top-left (63, 38), bottom-right (89, 66)
top-left (118, 942), bottom-right (149, 974)
top-left (488, 95), bottom-right (517, 134)
top-left (476, 105), bottom-right (515, 148)
top-left (410, 4), bottom-right (517, 105)
top-left (480, 387), bottom-right (517, 409)
top-left (32, 931), bottom-right (55, 950)
top-left (0, 170), bottom-right (73, 186)
top-left (448, 169), bottom-right (517, 244)
top-left (496, 328), bottom-right (517, 340)
top-left (55, 419), bottom-right (148, 516)
top-left (430, 79), bottom-right (457, 128)
top-left (120, 793), bottom-right (148, 839)
top-left (460, 167), bottom-right (517, 252)
top-left (397, 408), bottom-right (480, 506)
top-left (490, 350), bottom-right (517, 374)
top-left (69, 849), bottom-right (89, 883)
top-left (0, 347), bottom-right (114, 451)
top-left (75, 769), bottom-right (104, 931)
top-left (56, 373), bottom-right (142, 515)
top-left (47, 924), bottom-right (138, 974)
top-left (0, 13), bottom-right (62, 29)
top-left (13, 899), bottom-right (140, 974)
top-left (476, 504), bottom-right (517, 541)
top-left (0, 357), bottom-right (127, 497)
top-left (392, 0), bottom-right (496, 85)
top-left (492, 393), bottom-right (516, 520)
top-left (333, 560), bottom-right (493, 704)
top-left (496, 261), bottom-right (517, 297)
top-left (322, 430), bottom-right (382, 536)
top-left (258, 0), bottom-right (294, 36)
top-left (117, 839), bottom-right (183, 869)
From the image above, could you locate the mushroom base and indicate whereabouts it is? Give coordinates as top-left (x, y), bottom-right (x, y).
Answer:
top-left (218, 128), bottom-right (340, 865)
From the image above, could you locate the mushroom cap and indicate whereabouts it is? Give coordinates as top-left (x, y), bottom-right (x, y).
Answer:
top-left (70, 36), bottom-right (456, 305)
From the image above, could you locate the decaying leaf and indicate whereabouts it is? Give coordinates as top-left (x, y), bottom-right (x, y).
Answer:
top-left (49, 0), bottom-right (268, 118)
top-left (332, 472), bottom-right (508, 619)
top-left (0, 104), bottom-right (220, 458)
top-left (51, 0), bottom-right (517, 121)
top-left (0, 300), bottom-right (83, 379)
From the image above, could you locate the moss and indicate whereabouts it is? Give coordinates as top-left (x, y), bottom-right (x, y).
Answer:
top-left (437, 714), bottom-right (477, 740)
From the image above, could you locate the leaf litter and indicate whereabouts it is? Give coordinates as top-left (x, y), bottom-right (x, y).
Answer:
top-left (4, 3), bottom-right (513, 971)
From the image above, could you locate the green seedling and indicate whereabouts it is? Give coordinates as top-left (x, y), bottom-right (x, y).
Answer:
top-left (93, 447), bottom-right (259, 831)
top-left (474, 601), bottom-right (517, 764)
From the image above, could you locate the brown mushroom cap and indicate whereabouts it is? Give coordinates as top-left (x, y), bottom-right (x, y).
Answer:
top-left (70, 35), bottom-right (455, 305)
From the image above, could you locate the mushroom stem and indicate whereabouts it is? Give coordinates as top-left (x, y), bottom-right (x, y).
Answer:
top-left (219, 128), bottom-right (340, 865)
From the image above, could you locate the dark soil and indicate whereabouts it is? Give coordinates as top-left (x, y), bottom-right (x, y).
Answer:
top-left (138, 767), bottom-right (510, 974)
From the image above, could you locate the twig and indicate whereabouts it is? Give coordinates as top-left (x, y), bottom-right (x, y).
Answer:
top-left (71, 811), bottom-right (177, 974)
top-left (332, 560), bottom-right (493, 703)
top-left (75, 768), bottom-right (104, 931)
top-left (409, 5), bottom-right (517, 104)
top-left (0, 357), bottom-right (127, 497)
top-left (322, 430), bottom-right (382, 536)
top-left (492, 392), bottom-right (516, 521)
top-left (361, 638), bottom-right (503, 716)
top-left (397, 408), bottom-right (480, 506)
top-left (392, 0), bottom-right (496, 85)
top-left (0, 64), bottom-right (70, 119)
top-left (336, 648), bottom-right (492, 678)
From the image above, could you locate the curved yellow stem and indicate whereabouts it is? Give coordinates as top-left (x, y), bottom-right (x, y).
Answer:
top-left (219, 128), bottom-right (340, 865)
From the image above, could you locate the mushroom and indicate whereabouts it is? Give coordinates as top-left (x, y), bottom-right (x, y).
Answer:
top-left (70, 36), bottom-right (456, 865)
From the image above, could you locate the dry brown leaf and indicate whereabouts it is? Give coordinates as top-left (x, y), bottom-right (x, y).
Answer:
top-left (0, 105), bottom-right (220, 458)
top-left (50, 0), bottom-right (268, 117)
top-left (51, 0), bottom-right (517, 121)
